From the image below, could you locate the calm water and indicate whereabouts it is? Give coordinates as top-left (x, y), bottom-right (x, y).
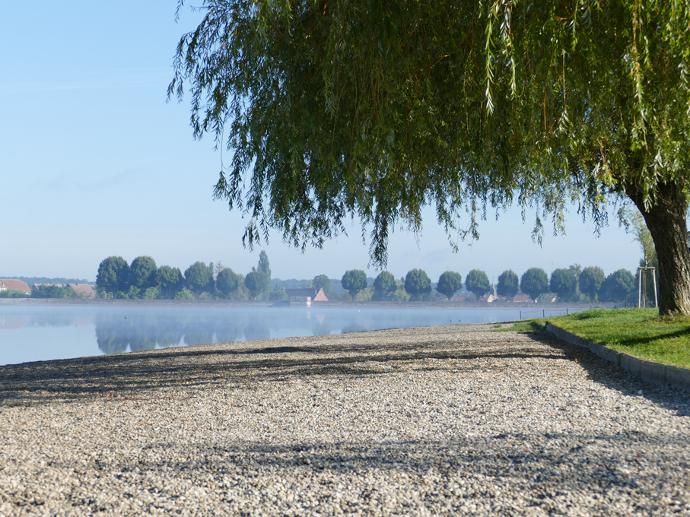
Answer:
top-left (0, 303), bottom-right (577, 366)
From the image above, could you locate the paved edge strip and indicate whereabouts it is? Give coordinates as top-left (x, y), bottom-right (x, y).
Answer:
top-left (545, 323), bottom-right (690, 392)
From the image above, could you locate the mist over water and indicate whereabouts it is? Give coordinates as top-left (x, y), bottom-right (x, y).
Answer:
top-left (0, 303), bottom-right (575, 366)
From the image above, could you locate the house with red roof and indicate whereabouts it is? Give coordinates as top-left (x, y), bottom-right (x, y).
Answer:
top-left (69, 284), bottom-right (96, 299)
top-left (0, 279), bottom-right (31, 296)
top-left (285, 287), bottom-right (328, 306)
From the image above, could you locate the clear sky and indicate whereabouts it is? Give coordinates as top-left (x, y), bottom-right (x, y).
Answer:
top-left (1, 1), bottom-right (642, 282)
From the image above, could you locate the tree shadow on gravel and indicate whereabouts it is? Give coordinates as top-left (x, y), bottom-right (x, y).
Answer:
top-left (518, 330), bottom-right (690, 416)
top-left (109, 433), bottom-right (687, 514)
top-left (0, 337), bottom-right (567, 405)
top-left (1, 331), bottom-right (688, 416)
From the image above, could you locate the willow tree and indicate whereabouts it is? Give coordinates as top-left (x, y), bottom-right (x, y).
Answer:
top-left (170, 1), bottom-right (690, 314)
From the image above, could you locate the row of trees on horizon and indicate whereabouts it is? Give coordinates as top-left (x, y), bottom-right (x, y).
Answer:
top-left (96, 253), bottom-right (638, 304)
top-left (343, 266), bottom-right (635, 303)
top-left (96, 252), bottom-right (273, 301)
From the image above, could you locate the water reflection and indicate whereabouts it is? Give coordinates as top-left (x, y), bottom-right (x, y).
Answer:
top-left (95, 312), bottom-right (235, 353)
top-left (93, 310), bottom-right (341, 352)
top-left (0, 303), bottom-right (579, 365)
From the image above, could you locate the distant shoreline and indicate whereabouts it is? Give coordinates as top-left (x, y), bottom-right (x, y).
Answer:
top-left (0, 298), bottom-right (613, 310)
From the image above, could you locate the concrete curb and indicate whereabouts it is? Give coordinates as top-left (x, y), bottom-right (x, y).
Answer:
top-left (545, 323), bottom-right (690, 392)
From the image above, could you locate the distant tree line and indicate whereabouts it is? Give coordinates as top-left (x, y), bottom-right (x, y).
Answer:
top-left (30, 285), bottom-right (79, 299)
top-left (95, 253), bottom-right (636, 305)
top-left (0, 283), bottom-right (89, 299)
top-left (96, 251), bottom-right (275, 300)
top-left (340, 266), bottom-right (636, 304)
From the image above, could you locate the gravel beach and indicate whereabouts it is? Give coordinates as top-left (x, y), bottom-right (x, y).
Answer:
top-left (0, 324), bottom-right (688, 515)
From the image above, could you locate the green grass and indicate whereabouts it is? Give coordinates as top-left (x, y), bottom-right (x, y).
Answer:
top-left (504, 319), bottom-right (546, 333)
top-left (494, 320), bottom-right (545, 333)
top-left (532, 308), bottom-right (690, 369)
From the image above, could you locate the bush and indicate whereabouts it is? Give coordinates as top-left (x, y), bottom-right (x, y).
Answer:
top-left (269, 287), bottom-right (288, 302)
top-left (174, 288), bottom-right (195, 300)
top-left (31, 285), bottom-right (76, 299)
top-left (0, 290), bottom-right (28, 298)
top-left (142, 287), bottom-right (160, 300)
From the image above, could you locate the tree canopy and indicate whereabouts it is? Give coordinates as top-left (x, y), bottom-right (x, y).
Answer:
top-left (96, 256), bottom-right (130, 296)
top-left (157, 266), bottom-right (185, 297)
top-left (217, 268), bottom-right (241, 297)
top-left (244, 271), bottom-right (267, 299)
top-left (312, 274), bottom-right (331, 293)
top-left (436, 271), bottom-right (462, 300)
top-left (404, 269), bottom-right (431, 300)
top-left (465, 269), bottom-right (491, 298)
top-left (129, 256), bottom-right (158, 289)
top-left (185, 262), bottom-right (215, 294)
top-left (341, 269), bottom-right (368, 299)
top-left (520, 268), bottom-right (549, 301)
top-left (373, 271), bottom-right (397, 301)
top-left (496, 270), bottom-right (519, 298)
top-left (599, 269), bottom-right (635, 303)
top-left (257, 251), bottom-right (271, 279)
top-left (172, 0), bottom-right (690, 314)
top-left (579, 266), bottom-right (605, 301)
top-left (550, 268), bottom-right (578, 301)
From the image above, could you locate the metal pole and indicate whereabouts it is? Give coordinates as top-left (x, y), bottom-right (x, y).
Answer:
top-left (652, 268), bottom-right (658, 309)
top-left (638, 267), bottom-right (642, 308)
top-left (642, 267), bottom-right (647, 307)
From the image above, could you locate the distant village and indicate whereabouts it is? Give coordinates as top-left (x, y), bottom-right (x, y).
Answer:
top-left (0, 279), bottom-right (96, 299)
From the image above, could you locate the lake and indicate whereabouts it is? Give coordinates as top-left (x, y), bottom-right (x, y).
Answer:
top-left (0, 302), bottom-right (578, 366)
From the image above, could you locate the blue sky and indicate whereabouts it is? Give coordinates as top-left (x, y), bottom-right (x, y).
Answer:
top-left (0, 1), bottom-right (641, 282)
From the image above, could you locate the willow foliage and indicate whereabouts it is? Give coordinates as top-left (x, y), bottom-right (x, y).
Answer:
top-left (170, 1), bottom-right (690, 266)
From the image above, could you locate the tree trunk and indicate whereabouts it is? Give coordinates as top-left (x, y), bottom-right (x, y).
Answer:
top-left (628, 182), bottom-right (690, 315)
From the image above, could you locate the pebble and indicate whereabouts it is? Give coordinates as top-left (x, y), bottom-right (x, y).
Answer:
top-left (0, 325), bottom-right (688, 515)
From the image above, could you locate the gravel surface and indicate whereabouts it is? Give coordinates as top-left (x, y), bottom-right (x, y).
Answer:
top-left (0, 324), bottom-right (688, 515)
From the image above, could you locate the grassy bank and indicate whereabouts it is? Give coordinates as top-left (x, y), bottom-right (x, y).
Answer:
top-left (529, 308), bottom-right (690, 369)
